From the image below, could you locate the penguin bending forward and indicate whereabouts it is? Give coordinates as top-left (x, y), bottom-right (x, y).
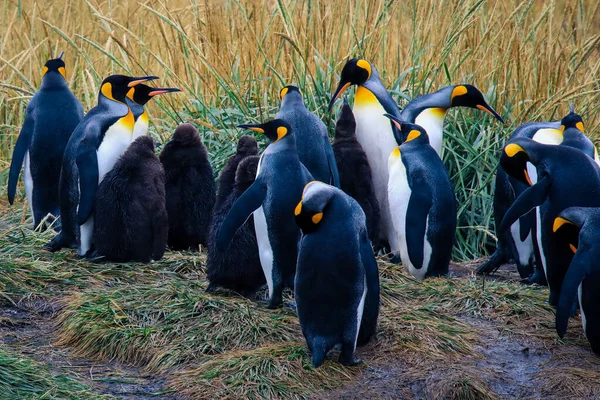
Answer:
top-left (553, 207), bottom-right (600, 355)
top-left (217, 119), bottom-right (313, 308)
top-left (499, 138), bottom-right (600, 306)
top-left (332, 97), bottom-right (381, 249)
top-left (159, 123), bottom-right (215, 250)
top-left (384, 115), bottom-right (456, 279)
top-left (276, 85), bottom-right (340, 187)
top-left (206, 155), bottom-right (264, 296)
top-left (92, 136), bottom-right (167, 262)
top-left (46, 75), bottom-right (158, 255)
top-left (294, 181), bottom-right (380, 367)
top-left (8, 52), bottom-right (84, 230)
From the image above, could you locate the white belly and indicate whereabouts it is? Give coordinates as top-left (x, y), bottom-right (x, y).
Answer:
top-left (354, 274), bottom-right (367, 347)
top-left (353, 103), bottom-right (398, 246)
top-left (253, 153), bottom-right (274, 298)
top-left (579, 283), bottom-right (587, 335)
top-left (78, 216), bottom-right (94, 256)
top-left (510, 218), bottom-right (534, 267)
top-left (388, 154), bottom-right (411, 264)
top-left (535, 206), bottom-right (547, 278)
top-left (414, 109), bottom-right (446, 156)
top-left (24, 151), bottom-right (34, 218)
top-left (131, 114), bottom-right (149, 140)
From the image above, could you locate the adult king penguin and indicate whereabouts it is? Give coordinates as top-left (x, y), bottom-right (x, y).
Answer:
top-left (217, 119), bottom-right (313, 308)
top-left (8, 52), bottom-right (84, 230)
top-left (399, 84), bottom-right (504, 156)
top-left (276, 85), bottom-right (339, 187)
top-left (294, 181), bottom-right (380, 367)
top-left (45, 75), bottom-right (158, 255)
top-left (328, 58), bottom-right (401, 255)
top-left (384, 115), bottom-right (456, 279)
top-left (498, 138), bottom-right (600, 306)
top-left (125, 84), bottom-right (181, 139)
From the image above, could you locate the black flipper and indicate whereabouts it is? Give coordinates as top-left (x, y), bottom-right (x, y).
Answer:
top-left (76, 137), bottom-right (99, 225)
top-left (216, 179), bottom-right (266, 251)
top-left (8, 103), bottom-right (35, 204)
top-left (357, 230), bottom-right (380, 346)
top-left (519, 210), bottom-right (535, 242)
top-left (405, 185), bottom-right (433, 270)
top-left (499, 175), bottom-right (552, 233)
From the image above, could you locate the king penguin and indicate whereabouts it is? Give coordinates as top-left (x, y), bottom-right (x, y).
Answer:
top-left (294, 181), bottom-right (380, 367)
top-left (498, 138), bottom-right (600, 306)
top-left (399, 84), bottom-right (504, 156)
top-left (276, 85), bottom-right (339, 187)
top-left (7, 52), bottom-right (84, 230)
top-left (479, 105), bottom-right (597, 282)
top-left (45, 75), bottom-right (159, 255)
top-left (217, 119), bottom-right (313, 308)
top-left (125, 84), bottom-right (181, 140)
top-left (384, 115), bottom-right (456, 279)
top-left (328, 58), bottom-right (402, 256)
top-left (553, 207), bottom-right (600, 355)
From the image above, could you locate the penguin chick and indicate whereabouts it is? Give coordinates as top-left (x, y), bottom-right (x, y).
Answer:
top-left (214, 136), bottom-right (259, 209)
top-left (160, 123), bottom-right (216, 250)
top-left (206, 155), bottom-right (264, 296)
top-left (92, 136), bottom-right (167, 262)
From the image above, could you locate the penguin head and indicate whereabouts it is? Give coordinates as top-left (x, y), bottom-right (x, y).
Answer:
top-left (560, 104), bottom-right (585, 133)
top-left (280, 85), bottom-right (303, 102)
top-left (500, 139), bottom-right (536, 186)
top-left (129, 135), bottom-right (156, 155)
top-left (383, 114), bottom-right (430, 146)
top-left (552, 212), bottom-right (582, 255)
top-left (42, 51), bottom-right (67, 80)
top-left (238, 119), bottom-right (292, 143)
top-left (334, 96), bottom-right (356, 140)
top-left (171, 123), bottom-right (201, 146)
top-left (448, 85), bottom-right (504, 123)
top-left (294, 181), bottom-right (334, 234)
top-left (328, 58), bottom-right (372, 111)
top-left (126, 84), bottom-right (181, 106)
top-left (235, 155), bottom-right (259, 191)
top-left (236, 135), bottom-right (259, 157)
top-left (99, 75), bottom-right (159, 103)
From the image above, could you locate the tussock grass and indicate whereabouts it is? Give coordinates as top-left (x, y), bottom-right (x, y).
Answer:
top-left (0, 347), bottom-right (109, 399)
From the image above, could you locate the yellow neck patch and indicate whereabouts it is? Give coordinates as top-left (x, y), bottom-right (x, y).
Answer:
top-left (505, 143), bottom-right (525, 157)
top-left (58, 67), bottom-right (66, 79)
top-left (120, 109), bottom-right (135, 132)
top-left (294, 201), bottom-right (302, 216)
top-left (354, 86), bottom-right (379, 107)
top-left (140, 110), bottom-right (149, 123)
top-left (576, 121), bottom-right (585, 132)
top-left (391, 147), bottom-right (400, 158)
top-left (280, 87), bottom-right (288, 101)
top-left (451, 85), bottom-right (468, 101)
top-left (406, 130), bottom-right (421, 142)
top-left (311, 212), bottom-right (323, 224)
top-left (276, 126), bottom-right (287, 141)
top-left (126, 87), bottom-right (135, 101)
top-left (356, 59), bottom-right (372, 79)
top-left (101, 82), bottom-right (115, 101)
top-left (42, 66), bottom-right (48, 77)
top-left (553, 217), bottom-right (572, 232)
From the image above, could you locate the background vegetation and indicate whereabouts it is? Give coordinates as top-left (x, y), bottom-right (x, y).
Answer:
top-left (0, 0), bottom-right (599, 259)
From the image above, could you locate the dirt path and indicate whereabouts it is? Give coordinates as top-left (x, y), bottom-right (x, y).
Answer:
top-left (0, 300), bottom-right (175, 399)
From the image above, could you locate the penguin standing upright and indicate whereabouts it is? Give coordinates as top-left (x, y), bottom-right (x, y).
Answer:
top-left (553, 207), bottom-right (600, 354)
top-left (384, 115), bottom-right (456, 279)
top-left (479, 106), bottom-right (597, 282)
top-left (206, 155), bottom-right (264, 295)
top-left (332, 97), bottom-right (381, 248)
top-left (92, 136), bottom-right (168, 262)
top-left (499, 138), bottom-right (600, 306)
top-left (328, 58), bottom-right (402, 255)
top-left (159, 123), bottom-right (215, 250)
top-left (294, 181), bottom-right (380, 367)
top-left (217, 119), bottom-right (313, 308)
top-left (399, 84), bottom-right (504, 156)
top-left (8, 52), bottom-right (84, 230)
top-left (276, 85), bottom-right (339, 187)
top-left (46, 75), bottom-right (158, 255)
top-left (125, 84), bottom-right (181, 140)
top-left (214, 136), bottom-right (258, 209)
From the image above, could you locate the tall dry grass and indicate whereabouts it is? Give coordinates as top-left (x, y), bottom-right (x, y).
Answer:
top-left (1, 0), bottom-right (599, 258)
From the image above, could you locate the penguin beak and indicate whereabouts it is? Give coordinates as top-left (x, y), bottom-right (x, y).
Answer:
top-left (237, 123), bottom-right (265, 134)
top-left (475, 102), bottom-right (505, 124)
top-left (57, 51), bottom-right (64, 60)
top-left (128, 76), bottom-right (160, 87)
top-left (328, 81), bottom-right (352, 112)
top-left (148, 88), bottom-right (182, 97)
top-left (382, 113), bottom-right (402, 131)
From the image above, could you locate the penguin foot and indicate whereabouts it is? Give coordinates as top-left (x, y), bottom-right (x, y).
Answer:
top-left (45, 233), bottom-right (74, 252)
top-left (388, 253), bottom-right (401, 265)
top-left (267, 296), bottom-right (283, 309)
top-left (339, 355), bottom-right (361, 367)
top-left (285, 301), bottom-right (297, 312)
top-left (521, 270), bottom-right (548, 286)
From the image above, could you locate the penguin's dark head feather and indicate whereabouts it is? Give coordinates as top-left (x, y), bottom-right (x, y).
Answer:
top-left (334, 99), bottom-right (356, 140)
top-left (129, 135), bottom-right (156, 155)
top-left (236, 135), bottom-right (259, 157)
top-left (280, 85), bottom-right (303, 101)
top-left (449, 84), bottom-right (504, 123)
top-left (238, 119), bottom-right (292, 143)
top-left (500, 139), bottom-right (535, 186)
top-left (235, 155), bottom-right (259, 192)
top-left (171, 123), bottom-right (201, 146)
top-left (294, 181), bottom-right (335, 234)
top-left (560, 107), bottom-right (585, 133)
top-left (42, 56), bottom-right (67, 81)
top-left (328, 58), bottom-right (372, 111)
top-left (99, 75), bottom-right (159, 103)
top-left (126, 84), bottom-right (181, 106)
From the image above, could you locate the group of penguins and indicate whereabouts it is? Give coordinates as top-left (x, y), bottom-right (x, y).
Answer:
top-left (7, 53), bottom-right (600, 366)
